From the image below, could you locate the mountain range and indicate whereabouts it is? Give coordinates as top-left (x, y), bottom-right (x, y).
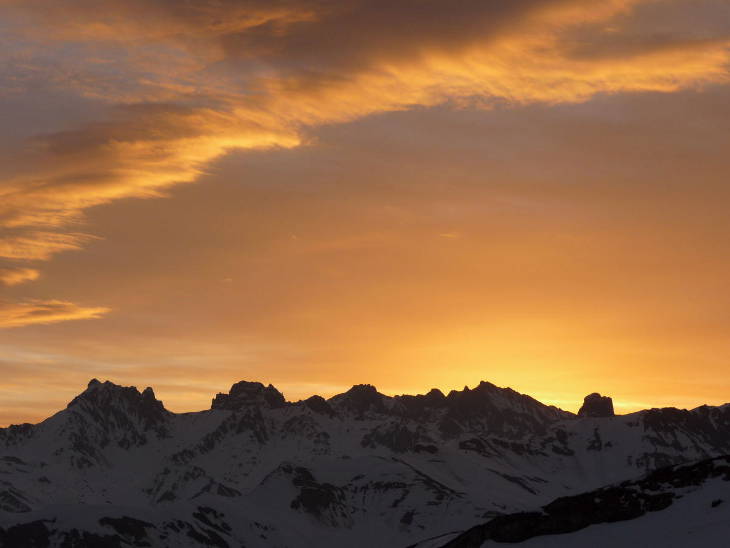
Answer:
top-left (1, 379), bottom-right (729, 547)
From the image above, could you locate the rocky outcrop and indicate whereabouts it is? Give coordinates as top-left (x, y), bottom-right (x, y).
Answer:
top-left (69, 379), bottom-right (169, 427)
top-left (328, 384), bottom-right (386, 416)
top-left (287, 465), bottom-right (351, 527)
top-left (59, 379), bottom-right (171, 464)
top-left (578, 393), bottom-right (615, 418)
top-left (211, 381), bottom-right (286, 410)
top-left (302, 395), bottom-right (336, 417)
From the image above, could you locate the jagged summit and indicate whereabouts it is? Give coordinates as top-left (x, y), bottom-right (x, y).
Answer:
top-left (3, 378), bottom-right (730, 547)
top-left (578, 392), bottom-right (615, 418)
top-left (211, 380), bottom-right (286, 410)
top-left (439, 381), bottom-right (572, 419)
top-left (71, 379), bottom-right (166, 413)
top-left (67, 379), bottom-right (169, 430)
top-left (64, 380), bottom-right (614, 421)
top-left (328, 384), bottom-right (387, 415)
top-left (302, 395), bottom-right (336, 416)
top-left (426, 387), bottom-right (446, 399)
top-left (392, 387), bottom-right (446, 417)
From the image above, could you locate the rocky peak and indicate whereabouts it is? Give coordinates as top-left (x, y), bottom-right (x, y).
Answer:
top-left (578, 393), bottom-right (615, 418)
top-left (393, 388), bottom-right (446, 418)
top-left (329, 384), bottom-right (387, 415)
top-left (70, 380), bottom-right (166, 416)
top-left (435, 381), bottom-right (572, 439)
top-left (64, 380), bottom-right (170, 444)
top-left (302, 395), bottom-right (336, 417)
top-left (425, 388), bottom-right (446, 402)
top-left (445, 381), bottom-right (552, 415)
top-left (211, 381), bottom-right (286, 410)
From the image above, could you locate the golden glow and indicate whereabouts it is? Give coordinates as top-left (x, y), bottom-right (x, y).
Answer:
top-left (2, 0), bottom-right (728, 264)
top-left (1, 0), bottom-right (729, 423)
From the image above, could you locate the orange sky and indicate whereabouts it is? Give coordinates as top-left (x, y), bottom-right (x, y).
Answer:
top-left (1, 0), bottom-right (730, 425)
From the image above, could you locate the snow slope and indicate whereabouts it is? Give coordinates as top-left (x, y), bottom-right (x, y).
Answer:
top-left (435, 455), bottom-right (730, 548)
top-left (1, 379), bottom-right (729, 547)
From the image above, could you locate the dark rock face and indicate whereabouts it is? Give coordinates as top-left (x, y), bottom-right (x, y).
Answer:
top-left (0, 487), bottom-right (32, 513)
top-left (69, 380), bottom-right (169, 428)
top-left (361, 423), bottom-right (434, 453)
top-left (59, 380), bottom-right (171, 466)
top-left (330, 384), bottom-right (386, 416)
top-left (0, 510), bottom-right (235, 548)
top-left (98, 516), bottom-right (154, 544)
top-left (211, 381), bottom-right (286, 410)
top-left (395, 388), bottom-right (446, 415)
top-left (640, 405), bottom-right (730, 459)
top-left (438, 381), bottom-right (571, 440)
top-left (439, 455), bottom-right (730, 547)
top-left (283, 465), bottom-right (350, 527)
top-left (578, 393), bottom-right (615, 418)
top-left (303, 395), bottom-right (335, 417)
top-left (0, 519), bottom-right (146, 548)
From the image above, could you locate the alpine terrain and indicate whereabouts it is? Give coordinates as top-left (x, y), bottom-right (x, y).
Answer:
top-left (1, 379), bottom-right (729, 547)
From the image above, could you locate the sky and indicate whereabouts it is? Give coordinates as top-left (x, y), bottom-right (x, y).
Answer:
top-left (1, 0), bottom-right (730, 425)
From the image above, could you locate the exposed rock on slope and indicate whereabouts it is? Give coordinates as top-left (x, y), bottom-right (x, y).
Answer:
top-left (211, 381), bottom-right (286, 410)
top-left (578, 393), bottom-right (615, 418)
top-left (0, 379), bottom-right (728, 547)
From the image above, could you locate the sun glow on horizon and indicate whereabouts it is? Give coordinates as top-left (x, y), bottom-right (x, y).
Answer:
top-left (1, 0), bottom-right (730, 425)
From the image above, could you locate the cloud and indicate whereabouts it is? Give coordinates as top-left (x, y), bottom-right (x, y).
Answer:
top-left (0, 267), bottom-right (39, 286)
top-left (0, 0), bottom-right (314, 43)
top-left (0, 231), bottom-right (95, 260)
top-left (0, 300), bottom-right (110, 329)
top-left (2, 1), bottom-right (727, 221)
top-left (0, 0), bottom-right (728, 326)
top-left (0, 104), bottom-right (300, 229)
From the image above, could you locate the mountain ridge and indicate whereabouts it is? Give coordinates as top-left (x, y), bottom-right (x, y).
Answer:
top-left (9, 378), bottom-right (729, 429)
top-left (1, 378), bottom-right (729, 547)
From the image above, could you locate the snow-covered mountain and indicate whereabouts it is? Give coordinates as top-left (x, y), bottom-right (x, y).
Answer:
top-left (425, 455), bottom-right (730, 548)
top-left (0, 379), bottom-right (728, 547)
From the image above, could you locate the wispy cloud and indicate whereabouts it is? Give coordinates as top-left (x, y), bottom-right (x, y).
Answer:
top-left (0, 232), bottom-right (95, 260)
top-left (0, 267), bottom-right (39, 286)
top-left (0, 300), bottom-right (110, 329)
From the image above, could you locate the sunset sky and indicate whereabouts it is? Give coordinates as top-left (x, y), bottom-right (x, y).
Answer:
top-left (1, 0), bottom-right (730, 425)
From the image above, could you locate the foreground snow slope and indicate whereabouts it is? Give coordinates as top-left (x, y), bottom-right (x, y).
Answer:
top-left (435, 455), bottom-right (730, 548)
top-left (1, 379), bottom-right (728, 547)
top-left (516, 482), bottom-right (730, 548)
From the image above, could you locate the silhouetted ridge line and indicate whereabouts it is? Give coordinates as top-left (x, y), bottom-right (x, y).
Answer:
top-left (3, 378), bottom-right (730, 547)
